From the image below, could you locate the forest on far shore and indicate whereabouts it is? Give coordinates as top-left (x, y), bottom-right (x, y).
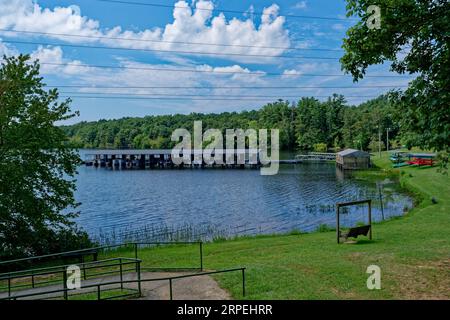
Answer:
top-left (61, 94), bottom-right (412, 152)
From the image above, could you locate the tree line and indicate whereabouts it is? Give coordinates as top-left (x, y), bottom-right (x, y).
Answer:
top-left (62, 94), bottom-right (401, 153)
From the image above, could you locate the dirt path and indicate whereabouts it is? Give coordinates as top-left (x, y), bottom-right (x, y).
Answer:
top-left (135, 272), bottom-right (230, 300)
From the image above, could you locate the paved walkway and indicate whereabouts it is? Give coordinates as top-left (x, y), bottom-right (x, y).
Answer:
top-left (0, 272), bottom-right (230, 300)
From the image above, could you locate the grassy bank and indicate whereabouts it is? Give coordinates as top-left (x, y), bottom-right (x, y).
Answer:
top-left (128, 152), bottom-right (449, 299)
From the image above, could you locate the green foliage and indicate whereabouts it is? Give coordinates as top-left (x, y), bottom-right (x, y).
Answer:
top-left (0, 55), bottom-right (92, 259)
top-left (259, 100), bottom-right (296, 149)
top-left (63, 110), bottom-right (261, 149)
top-left (368, 137), bottom-right (386, 152)
top-left (295, 97), bottom-right (324, 150)
top-left (343, 95), bottom-right (395, 149)
top-left (436, 151), bottom-right (449, 173)
top-left (62, 94), bottom-right (400, 153)
top-left (313, 143), bottom-right (328, 153)
top-left (294, 95), bottom-right (346, 150)
top-left (341, 0), bottom-right (449, 152)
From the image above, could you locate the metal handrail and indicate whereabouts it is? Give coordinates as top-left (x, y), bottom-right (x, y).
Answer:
top-left (0, 241), bottom-right (202, 268)
top-left (0, 241), bottom-right (204, 294)
top-left (0, 257), bottom-right (139, 279)
top-left (0, 258), bottom-right (139, 280)
top-left (0, 245), bottom-right (121, 266)
top-left (0, 258), bottom-right (142, 295)
top-left (1, 267), bottom-right (246, 300)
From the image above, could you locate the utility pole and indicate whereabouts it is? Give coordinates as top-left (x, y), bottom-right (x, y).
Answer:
top-left (378, 126), bottom-right (381, 158)
top-left (386, 128), bottom-right (390, 152)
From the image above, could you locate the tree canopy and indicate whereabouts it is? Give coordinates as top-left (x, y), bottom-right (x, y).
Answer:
top-left (341, 0), bottom-right (449, 153)
top-left (0, 55), bottom-right (91, 260)
top-left (63, 94), bottom-right (400, 153)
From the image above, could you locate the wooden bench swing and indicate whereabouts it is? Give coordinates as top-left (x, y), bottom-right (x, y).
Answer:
top-left (336, 199), bottom-right (372, 244)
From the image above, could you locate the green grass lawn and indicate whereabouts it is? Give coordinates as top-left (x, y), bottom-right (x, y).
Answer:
top-left (130, 152), bottom-right (450, 299)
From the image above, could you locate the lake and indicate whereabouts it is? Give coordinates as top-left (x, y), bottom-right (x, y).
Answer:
top-left (73, 151), bottom-right (412, 244)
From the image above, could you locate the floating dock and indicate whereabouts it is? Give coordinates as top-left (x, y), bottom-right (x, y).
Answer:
top-left (83, 149), bottom-right (336, 170)
top-left (84, 149), bottom-right (261, 169)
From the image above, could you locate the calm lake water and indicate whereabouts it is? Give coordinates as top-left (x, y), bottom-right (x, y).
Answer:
top-left (73, 151), bottom-right (413, 244)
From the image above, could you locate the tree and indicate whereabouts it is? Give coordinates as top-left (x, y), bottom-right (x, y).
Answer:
top-left (61, 95), bottom-right (405, 153)
top-left (295, 97), bottom-right (323, 150)
top-left (259, 100), bottom-right (296, 150)
top-left (368, 136), bottom-right (386, 153)
top-left (324, 94), bottom-right (346, 148)
top-left (341, 0), bottom-right (449, 153)
top-left (313, 143), bottom-right (328, 153)
top-left (0, 55), bottom-right (91, 259)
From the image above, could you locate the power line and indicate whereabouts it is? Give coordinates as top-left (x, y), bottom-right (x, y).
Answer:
top-left (49, 85), bottom-right (407, 89)
top-left (0, 29), bottom-right (343, 52)
top-left (95, 0), bottom-right (358, 22)
top-left (58, 92), bottom-right (389, 98)
top-left (60, 95), bottom-right (379, 101)
top-left (4, 40), bottom-right (340, 60)
top-left (39, 61), bottom-right (414, 78)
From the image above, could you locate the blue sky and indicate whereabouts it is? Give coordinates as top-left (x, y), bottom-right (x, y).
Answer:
top-left (0, 0), bottom-right (411, 124)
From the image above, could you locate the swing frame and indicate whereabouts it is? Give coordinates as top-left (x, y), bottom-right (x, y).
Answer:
top-left (336, 199), bottom-right (372, 244)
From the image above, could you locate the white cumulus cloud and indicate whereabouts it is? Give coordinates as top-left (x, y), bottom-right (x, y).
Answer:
top-left (30, 45), bottom-right (88, 75)
top-left (0, 0), bottom-right (291, 63)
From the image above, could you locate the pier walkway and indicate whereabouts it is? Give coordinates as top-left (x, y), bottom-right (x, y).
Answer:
top-left (82, 149), bottom-right (336, 169)
top-left (295, 152), bottom-right (336, 162)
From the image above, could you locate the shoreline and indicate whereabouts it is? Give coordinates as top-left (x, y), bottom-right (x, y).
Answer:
top-left (128, 151), bottom-right (449, 299)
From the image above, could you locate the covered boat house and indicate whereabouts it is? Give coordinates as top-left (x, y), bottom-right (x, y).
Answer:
top-left (336, 149), bottom-right (371, 170)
